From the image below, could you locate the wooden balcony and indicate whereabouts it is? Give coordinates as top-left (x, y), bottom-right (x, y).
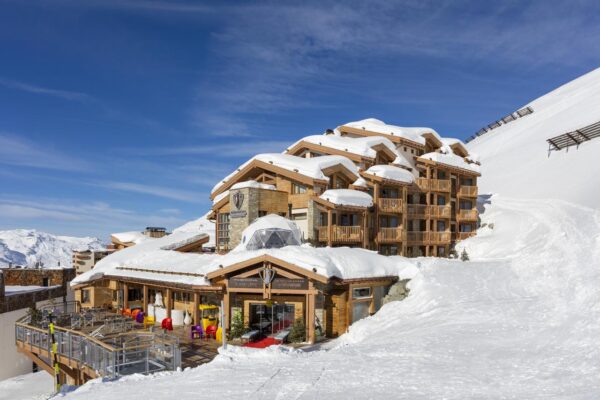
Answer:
top-left (457, 209), bottom-right (478, 221)
top-left (458, 186), bottom-right (478, 197)
top-left (429, 205), bottom-right (452, 218)
top-left (318, 226), bottom-right (363, 243)
top-left (378, 198), bottom-right (404, 213)
top-left (417, 178), bottom-right (451, 192)
top-left (407, 204), bottom-right (428, 218)
top-left (377, 227), bottom-right (405, 243)
top-left (455, 231), bottom-right (476, 241)
top-left (407, 231), bottom-right (451, 244)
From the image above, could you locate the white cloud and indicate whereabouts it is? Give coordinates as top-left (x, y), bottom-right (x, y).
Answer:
top-left (0, 78), bottom-right (93, 102)
top-left (96, 181), bottom-right (202, 202)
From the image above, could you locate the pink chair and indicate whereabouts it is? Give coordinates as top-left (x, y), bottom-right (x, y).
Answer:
top-left (191, 325), bottom-right (203, 339)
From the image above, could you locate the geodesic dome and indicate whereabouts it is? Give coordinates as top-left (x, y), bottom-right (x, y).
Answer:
top-left (239, 214), bottom-right (302, 251)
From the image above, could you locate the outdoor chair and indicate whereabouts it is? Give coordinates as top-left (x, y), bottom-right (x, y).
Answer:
top-left (162, 317), bottom-right (173, 331)
top-left (143, 315), bottom-right (155, 328)
top-left (204, 325), bottom-right (217, 340)
top-left (122, 308), bottom-right (132, 317)
top-left (191, 325), bottom-right (203, 339)
top-left (135, 311), bottom-right (145, 324)
top-left (131, 309), bottom-right (141, 320)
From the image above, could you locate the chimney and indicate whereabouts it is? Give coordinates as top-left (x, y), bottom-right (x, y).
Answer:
top-left (144, 227), bottom-right (167, 238)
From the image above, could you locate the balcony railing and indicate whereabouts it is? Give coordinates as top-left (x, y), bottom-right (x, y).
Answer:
top-left (378, 198), bottom-right (403, 213)
top-left (407, 204), bottom-right (428, 217)
top-left (454, 231), bottom-right (476, 241)
top-left (407, 231), bottom-right (452, 244)
top-left (377, 227), bottom-right (405, 243)
top-left (318, 226), bottom-right (363, 243)
top-left (417, 178), bottom-right (451, 192)
top-left (458, 186), bottom-right (478, 197)
top-left (457, 209), bottom-right (478, 221)
top-left (429, 205), bottom-right (452, 218)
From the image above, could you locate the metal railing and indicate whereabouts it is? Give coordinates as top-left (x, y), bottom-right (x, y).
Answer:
top-left (15, 318), bottom-right (181, 379)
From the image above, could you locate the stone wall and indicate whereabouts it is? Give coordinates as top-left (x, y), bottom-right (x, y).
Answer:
top-left (306, 199), bottom-right (320, 244)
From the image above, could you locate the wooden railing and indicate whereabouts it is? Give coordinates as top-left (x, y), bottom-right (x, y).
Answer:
top-left (407, 231), bottom-right (451, 244)
top-left (378, 198), bottom-right (403, 213)
top-left (455, 231), bottom-right (476, 241)
top-left (457, 209), bottom-right (478, 220)
top-left (318, 226), bottom-right (363, 242)
top-left (417, 178), bottom-right (451, 192)
top-left (429, 205), bottom-right (452, 218)
top-left (458, 186), bottom-right (478, 197)
top-left (377, 227), bottom-right (404, 243)
top-left (407, 204), bottom-right (428, 217)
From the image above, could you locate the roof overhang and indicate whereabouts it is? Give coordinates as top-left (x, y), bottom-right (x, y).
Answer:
top-left (416, 157), bottom-right (481, 177)
top-left (286, 141), bottom-right (366, 164)
top-left (359, 170), bottom-right (412, 187)
top-left (312, 195), bottom-right (371, 212)
top-left (337, 125), bottom-right (425, 149)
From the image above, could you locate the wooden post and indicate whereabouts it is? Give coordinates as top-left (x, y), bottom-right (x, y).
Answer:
top-left (166, 288), bottom-right (172, 318)
top-left (215, 213), bottom-right (219, 253)
top-left (122, 282), bottom-right (129, 310)
top-left (402, 186), bottom-right (408, 256)
top-left (327, 209), bottom-right (333, 247)
top-left (193, 292), bottom-right (200, 326)
top-left (362, 210), bottom-right (369, 249)
top-left (374, 182), bottom-right (379, 251)
top-left (307, 291), bottom-right (316, 344)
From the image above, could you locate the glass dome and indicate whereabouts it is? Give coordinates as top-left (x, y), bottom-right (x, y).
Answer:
top-left (244, 228), bottom-right (301, 250)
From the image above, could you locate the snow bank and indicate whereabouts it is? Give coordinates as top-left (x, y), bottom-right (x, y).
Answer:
top-left (320, 189), bottom-right (373, 207)
top-left (111, 231), bottom-right (148, 245)
top-left (364, 164), bottom-right (415, 184)
top-left (172, 211), bottom-right (215, 248)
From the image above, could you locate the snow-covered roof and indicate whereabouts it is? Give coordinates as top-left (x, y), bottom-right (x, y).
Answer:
top-left (392, 152), bottom-right (413, 169)
top-left (287, 134), bottom-right (398, 160)
top-left (212, 154), bottom-right (359, 196)
top-left (419, 146), bottom-right (481, 174)
top-left (320, 189), bottom-right (373, 208)
top-left (173, 212), bottom-right (216, 248)
top-left (212, 181), bottom-right (276, 205)
top-left (111, 231), bottom-right (148, 245)
top-left (5, 285), bottom-right (60, 295)
top-left (72, 230), bottom-right (216, 287)
top-left (364, 165), bottom-right (415, 184)
top-left (340, 118), bottom-right (439, 146)
top-left (352, 177), bottom-right (369, 188)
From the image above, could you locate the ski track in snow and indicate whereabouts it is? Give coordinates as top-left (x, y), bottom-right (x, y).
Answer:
top-left (61, 196), bottom-right (600, 399)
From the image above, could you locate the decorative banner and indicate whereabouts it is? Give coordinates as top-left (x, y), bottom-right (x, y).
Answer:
top-left (232, 191), bottom-right (244, 210)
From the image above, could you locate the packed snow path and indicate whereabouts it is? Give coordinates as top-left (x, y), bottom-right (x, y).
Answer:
top-left (64, 197), bottom-right (600, 399)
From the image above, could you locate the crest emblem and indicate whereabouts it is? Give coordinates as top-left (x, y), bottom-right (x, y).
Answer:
top-left (233, 191), bottom-right (244, 210)
top-left (259, 267), bottom-right (276, 285)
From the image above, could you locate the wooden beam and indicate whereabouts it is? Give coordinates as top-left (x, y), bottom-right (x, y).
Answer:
top-left (327, 209), bottom-right (333, 247)
top-left (143, 285), bottom-right (148, 314)
top-left (166, 288), bottom-right (172, 319)
top-left (193, 292), bottom-right (200, 326)
top-left (122, 282), bottom-right (129, 310)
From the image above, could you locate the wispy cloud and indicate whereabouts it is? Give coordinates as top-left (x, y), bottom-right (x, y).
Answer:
top-left (123, 140), bottom-right (292, 158)
top-left (0, 78), bottom-right (93, 102)
top-left (0, 133), bottom-right (91, 171)
top-left (95, 181), bottom-right (202, 202)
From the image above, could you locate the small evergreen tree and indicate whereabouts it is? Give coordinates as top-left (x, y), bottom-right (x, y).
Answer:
top-left (288, 317), bottom-right (306, 343)
top-left (229, 309), bottom-right (247, 339)
top-left (460, 248), bottom-right (470, 262)
top-left (27, 306), bottom-right (42, 326)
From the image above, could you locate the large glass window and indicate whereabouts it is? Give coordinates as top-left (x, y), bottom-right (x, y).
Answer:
top-left (218, 213), bottom-right (230, 248)
top-left (352, 287), bottom-right (372, 299)
top-left (81, 289), bottom-right (90, 303)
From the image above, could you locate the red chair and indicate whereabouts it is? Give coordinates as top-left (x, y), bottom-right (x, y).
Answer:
top-left (161, 317), bottom-right (173, 331)
top-left (204, 325), bottom-right (217, 339)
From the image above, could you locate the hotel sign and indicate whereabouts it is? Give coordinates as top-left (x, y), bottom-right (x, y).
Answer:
top-left (229, 277), bottom-right (308, 290)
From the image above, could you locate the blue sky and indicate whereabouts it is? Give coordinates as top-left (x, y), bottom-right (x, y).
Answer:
top-left (1, 0), bottom-right (599, 239)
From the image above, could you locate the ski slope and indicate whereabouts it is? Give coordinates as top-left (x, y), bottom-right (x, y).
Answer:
top-left (0, 229), bottom-right (104, 268)
top-left (468, 67), bottom-right (600, 209)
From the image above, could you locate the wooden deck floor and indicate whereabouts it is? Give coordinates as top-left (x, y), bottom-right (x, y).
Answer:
top-left (168, 326), bottom-right (221, 369)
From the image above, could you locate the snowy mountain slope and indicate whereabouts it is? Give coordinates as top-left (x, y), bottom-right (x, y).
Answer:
top-left (173, 212), bottom-right (215, 247)
top-left (63, 197), bottom-right (600, 399)
top-left (0, 229), bottom-right (104, 268)
top-left (468, 68), bottom-right (600, 209)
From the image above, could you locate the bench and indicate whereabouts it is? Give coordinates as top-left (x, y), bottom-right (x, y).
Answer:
top-left (241, 330), bottom-right (260, 344)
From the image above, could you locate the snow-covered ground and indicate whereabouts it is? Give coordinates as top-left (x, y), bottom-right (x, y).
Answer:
top-left (0, 229), bottom-right (104, 268)
top-left (58, 196), bottom-right (600, 399)
top-left (0, 372), bottom-right (53, 400)
top-left (468, 67), bottom-right (600, 209)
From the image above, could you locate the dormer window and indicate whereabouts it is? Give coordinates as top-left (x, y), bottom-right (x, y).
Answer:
top-left (292, 183), bottom-right (307, 194)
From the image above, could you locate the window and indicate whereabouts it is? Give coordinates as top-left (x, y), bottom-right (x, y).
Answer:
top-left (292, 183), bottom-right (307, 194)
top-left (438, 171), bottom-right (447, 179)
top-left (128, 287), bottom-right (143, 301)
top-left (381, 188), bottom-right (399, 199)
top-left (42, 277), bottom-right (49, 287)
top-left (218, 213), bottom-right (230, 247)
top-left (174, 292), bottom-right (192, 302)
top-left (437, 196), bottom-right (446, 206)
top-left (403, 147), bottom-right (407, 152)
top-left (461, 224), bottom-right (473, 233)
top-left (352, 287), bottom-right (372, 299)
top-left (411, 149), bottom-right (414, 154)
top-left (437, 221), bottom-right (446, 231)
top-left (438, 247), bottom-right (446, 257)
top-left (334, 178), bottom-right (346, 189)
top-left (352, 301), bottom-right (370, 323)
top-left (81, 289), bottom-right (90, 304)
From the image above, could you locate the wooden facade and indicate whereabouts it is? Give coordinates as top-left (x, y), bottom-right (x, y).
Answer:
top-left (210, 127), bottom-right (480, 257)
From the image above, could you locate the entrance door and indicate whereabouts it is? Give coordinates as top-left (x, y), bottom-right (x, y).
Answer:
top-left (249, 303), bottom-right (295, 335)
